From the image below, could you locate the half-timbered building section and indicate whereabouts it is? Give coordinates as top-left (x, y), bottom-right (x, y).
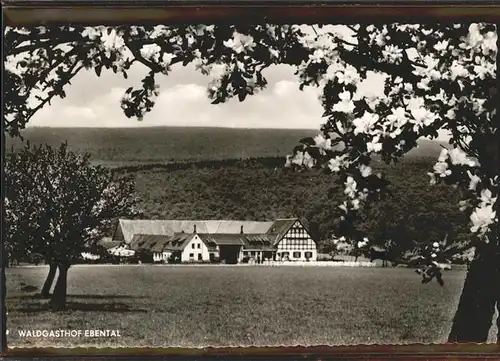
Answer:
top-left (271, 219), bottom-right (317, 261)
top-left (112, 217), bottom-right (317, 263)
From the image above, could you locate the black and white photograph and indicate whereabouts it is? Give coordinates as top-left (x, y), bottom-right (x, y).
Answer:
top-left (3, 17), bottom-right (499, 349)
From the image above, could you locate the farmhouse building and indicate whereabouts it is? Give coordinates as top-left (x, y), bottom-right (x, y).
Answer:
top-left (111, 218), bottom-right (317, 263)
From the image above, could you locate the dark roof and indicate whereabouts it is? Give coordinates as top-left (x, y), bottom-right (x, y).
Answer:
top-left (115, 219), bottom-right (273, 244)
top-left (197, 233), bottom-right (274, 248)
top-left (130, 234), bottom-right (172, 252)
top-left (197, 234), bottom-right (246, 246)
top-left (242, 244), bottom-right (276, 251)
top-left (242, 234), bottom-right (275, 247)
top-left (266, 218), bottom-right (299, 245)
top-left (166, 233), bottom-right (195, 251)
top-left (121, 217), bottom-right (312, 252)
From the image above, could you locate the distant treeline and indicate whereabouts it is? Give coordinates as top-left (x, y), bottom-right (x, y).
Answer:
top-left (112, 157), bottom-right (287, 174)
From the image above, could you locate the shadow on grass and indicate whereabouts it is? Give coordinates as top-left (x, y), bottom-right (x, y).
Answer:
top-left (12, 294), bottom-right (147, 300)
top-left (15, 302), bottom-right (148, 313)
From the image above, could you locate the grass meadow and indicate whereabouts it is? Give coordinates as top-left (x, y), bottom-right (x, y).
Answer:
top-left (5, 127), bottom-right (484, 348)
top-left (8, 265), bottom-right (496, 348)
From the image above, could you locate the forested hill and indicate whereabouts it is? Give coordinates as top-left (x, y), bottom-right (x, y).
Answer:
top-left (10, 126), bottom-right (447, 165)
top-left (8, 126), bottom-right (463, 247)
top-left (115, 155), bottom-right (469, 248)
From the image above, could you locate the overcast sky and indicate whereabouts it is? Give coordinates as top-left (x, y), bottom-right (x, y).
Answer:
top-left (28, 62), bottom-right (388, 130)
top-left (26, 25), bottom-right (386, 131)
top-left (25, 25), bottom-right (449, 141)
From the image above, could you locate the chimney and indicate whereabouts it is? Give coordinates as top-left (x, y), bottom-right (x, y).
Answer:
top-left (240, 225), bottom-right (244, 234)
top-left (193, 224), bottom-right (197, 234)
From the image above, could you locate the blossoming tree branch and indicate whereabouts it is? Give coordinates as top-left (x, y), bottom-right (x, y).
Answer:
top-left (3, 23), bottom-right (499, 341)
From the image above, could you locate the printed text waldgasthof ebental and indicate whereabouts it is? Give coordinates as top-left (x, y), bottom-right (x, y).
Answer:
top-left (17, 329), bottom-right (122, 338)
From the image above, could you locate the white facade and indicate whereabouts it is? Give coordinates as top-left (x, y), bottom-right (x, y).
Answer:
top-left (242, 250), bottom-right (272, 262)
top-left (276, 221), bottom-right (317, 261)
top-left (181, 234), bottom-right (211, 262)
top-left (153, 251), bottom-right (172, 262)
top-left (108, 245), bottom-right (135, 257)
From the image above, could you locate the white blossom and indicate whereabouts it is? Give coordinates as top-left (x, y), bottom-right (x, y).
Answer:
top-left (427, 172), bottom-right (437, 185)
top-left (366, 135), bottom-right (383, 153)
top-left (433, 162), bottom-right (452, 178)
top-left (290, 151), bottom-right (315, 169)
top-left (344, 176), bottom-right (358, 198)
top-left (470, 204), bottom-right (496, 236)
top-left (467, 170), bottom-right (481, 190)
top-left (309, 49), bottom-right (325, 63)
top-left (438, 148), bottom-right (449, 162)
top-left (479, 189), bottom-right (496, 208)
top-left (382, 45), bottom-right (403, 64)
top-left (387, 107), bottom-right (408, 128)
top-left (82, 27), bottom-right (102, 40)
top-left (359, 164), bottom-right (372, 178)
top-left (223, 32), bottom-right (256, 54)
top-left (449, 62), bottom-right (469, 81)
top-left (459, 199), bottom-right (472, 212)
top-left (338, 202), bottom-right (348, 213)
top-left (353, 112), bottom-right (379, 135)
top-left (328, 156), bottom-right (345, 172)
top-left (336, 65), bottom-right (360, 85)
top-left (314, 134), bottom-right (333, 151)
top-left (358, 238), bottom-right (369, 248)
top-left (333, 91), bottom-right (355, 113)
top-left (434, 40), bottom-right (449, 52)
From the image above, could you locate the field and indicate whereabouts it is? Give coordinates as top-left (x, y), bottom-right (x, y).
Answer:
top-left (8, 265), bottom-right (498, 348)
top-left (6, 127), bottom-right (481, 348)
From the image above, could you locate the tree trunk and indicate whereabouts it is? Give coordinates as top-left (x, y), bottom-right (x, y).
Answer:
top-left (447, 244), bottom-right (499, 343)
top-left (497, 300), bottom-right (500, 343)
top-left (449, 21), bottom-right (500, 343)
top-left (40, 263), bottom-right (58, 297)
top-left (50, 263), bottom-right (70, 311)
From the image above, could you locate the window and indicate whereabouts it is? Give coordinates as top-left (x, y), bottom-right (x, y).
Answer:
top-left (198, 254), bottom-right (202, 261)
top-left (192, 243), bottom-right (195, 249)
top-left (305, 252), bottom-right (313, 259)
top-left (189, 253), bottom-right (194, 258)
top-left (293, 251), bottom-right (301, 258)
top-left (197, 243), bottom-right (201, 249)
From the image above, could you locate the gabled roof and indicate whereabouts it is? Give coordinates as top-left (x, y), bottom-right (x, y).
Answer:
top-left (266, 218), bottom-right (299, 245)
top-left (115, 219), bottom-right (274, 244)
top-left (197, 234), bottom-right (246, 246)
top-left (114, 218), bottom-right (313, 252)
top-left (130, 234), bottom-right (172, 252)
top-left (240, 233), bottom-right (276, 251)
top-left (168, 233), bottom-right (197, 251)
top-left (197, 233), bottom-right (275, 249)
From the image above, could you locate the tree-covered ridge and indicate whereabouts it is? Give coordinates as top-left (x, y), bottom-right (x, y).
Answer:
top-left (6, 127), bottom-right (446, 164)
top-left (116, 156), bottom-right (469, 253)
